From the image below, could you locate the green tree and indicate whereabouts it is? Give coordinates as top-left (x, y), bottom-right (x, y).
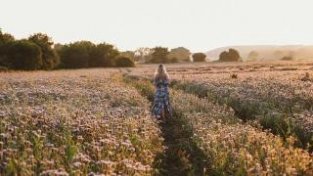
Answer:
top-left (192, 53), bottom-right (206, 62)
top-left (75, 41), bottom-right (95, 54)
top-left (28, 33), bottom-right (59, 69)
top-left (89, 43), bottom-right (119, 67)
top-left (168, 47), bottom-right (191, 62)
top-left (0, 29), bottom-right (15, 67)
top-left (8, 40), bottom-right (42, 70)
top-left (58, 42), bottom-right (90, 68)
top-left (150, 47), bottom-right (169, 63)
top-left (0, 31), bottom-right (14, 44)
top-left (58, 41), bottom-right (120, 68)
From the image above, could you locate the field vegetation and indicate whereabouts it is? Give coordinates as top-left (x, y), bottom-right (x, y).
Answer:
top-left (1, 61), bottom-right (313, 175)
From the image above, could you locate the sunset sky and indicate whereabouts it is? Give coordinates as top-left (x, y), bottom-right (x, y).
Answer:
top-left (1, 0), bottom-right (312, 52)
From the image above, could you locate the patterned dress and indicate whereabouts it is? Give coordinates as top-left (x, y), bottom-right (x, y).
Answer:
top-left (152, 78), bottom-right (173, 117)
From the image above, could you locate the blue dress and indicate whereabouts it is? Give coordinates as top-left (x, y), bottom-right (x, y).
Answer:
top-left (152, 79), bottom-right (173, 117)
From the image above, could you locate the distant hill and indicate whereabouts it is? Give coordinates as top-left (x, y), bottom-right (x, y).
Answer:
top-left (206, 45), bottom-right (313, 61)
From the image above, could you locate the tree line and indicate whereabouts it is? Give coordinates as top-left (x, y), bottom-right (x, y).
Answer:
top-left (134, 47), bottom-right (242, 63)
top-left (0, 30), bottom-right (135, 70)
top-left (0, 28), bottom-right (244, 71)
top-left (134, 47), bottom-right (212, 63)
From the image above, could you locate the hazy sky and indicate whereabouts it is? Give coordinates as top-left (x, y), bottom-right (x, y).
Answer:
top-left (1, 0), bottom-right (313, 52)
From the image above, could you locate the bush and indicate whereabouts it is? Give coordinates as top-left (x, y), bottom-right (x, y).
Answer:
top-left (219, 48), bottom-right (241, 62)
top-left (192, 53), bottom-right (206, 62)
top-left (115, 56), bottom-right (135, 67)
top-left (8, 40), bottom-right (42, 70)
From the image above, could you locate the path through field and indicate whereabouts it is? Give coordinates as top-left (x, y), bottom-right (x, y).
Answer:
top-left (122, 71), bottom-right (313, 175)
top-left (127, 62), bottom-right (313, 151)
top-left (1, 66), bottom-right (313, 175)
top-left (123, 75), bottom-right (209, 175)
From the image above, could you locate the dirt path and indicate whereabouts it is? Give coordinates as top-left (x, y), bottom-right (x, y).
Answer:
top-left (122, 74), bottom-right (209, 176)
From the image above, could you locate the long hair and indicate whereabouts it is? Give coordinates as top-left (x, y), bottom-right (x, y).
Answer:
top-left (154, 64), bottom-right (169, 81)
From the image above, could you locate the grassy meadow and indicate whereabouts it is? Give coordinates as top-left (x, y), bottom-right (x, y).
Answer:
top-left (1, 60), bottom-right (313, 175)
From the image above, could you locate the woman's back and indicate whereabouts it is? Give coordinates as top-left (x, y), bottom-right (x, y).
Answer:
top-left (155, 77), bottom-right (169, 89)
top-left (152, 65), bottom-right (172, 119)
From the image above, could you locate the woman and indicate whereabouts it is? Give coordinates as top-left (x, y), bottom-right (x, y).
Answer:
top-left (152, 64), bottom-right (173, 120)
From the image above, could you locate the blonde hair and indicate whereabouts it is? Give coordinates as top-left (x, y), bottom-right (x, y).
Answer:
top-left (154, 64), bottom-right (169, 81)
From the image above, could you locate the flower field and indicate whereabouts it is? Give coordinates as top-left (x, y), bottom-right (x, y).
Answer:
top-left (171, 90), bottom-right (313, 175)
top-left (0, 70), bottom-right (163, 175)
top-left (1, 61), bottom-right (313, 175)
top-left (124, 75), bottom-right (313, 175)
top-left (129, 61), bottom-right (313, 148)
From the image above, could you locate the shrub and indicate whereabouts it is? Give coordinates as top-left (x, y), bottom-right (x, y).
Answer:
top-left (219, 48), bottom-right (241, 62)
top-left (115, 56), bottom-right (135, 67)
top-left (192, 53), bottom-right (206, 62)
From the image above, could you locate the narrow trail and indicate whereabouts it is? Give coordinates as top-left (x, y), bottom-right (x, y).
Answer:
top-left (122, 74), bottom-right (210, 176)
top-left (153, 112), bottom-right (209, 176)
